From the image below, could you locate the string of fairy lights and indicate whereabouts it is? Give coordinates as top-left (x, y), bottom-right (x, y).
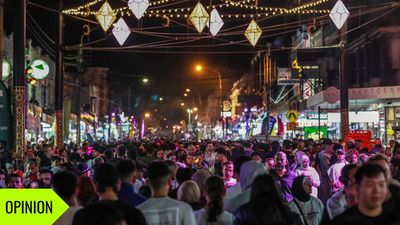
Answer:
top-left (59, 0), bottom-right (393, 48)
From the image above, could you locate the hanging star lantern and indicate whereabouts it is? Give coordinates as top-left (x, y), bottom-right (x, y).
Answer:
top-left (329, 0), bottom-right (349, 29)
top-left (244, 19), bottom-right (262, 47)
top-left (128, 0), bottom-right (149, 19)
top-left (209, 8), bottom-right (224, 36)
top-left (189, 2), bottom-right (210, 33)
top-left (95, 1), bottom-right (116, 32)
top-left (112, 18), bottom-right (131, 45)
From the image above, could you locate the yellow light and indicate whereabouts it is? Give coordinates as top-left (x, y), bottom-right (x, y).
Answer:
top-left (159, 97), bottom-right (163, 101)
top-left (184, 93), bottom-right (188, 97)
top-left (95, 1), bottom-right (116, 32)
top-left (145, 113), bottom-right (150, 118)
top-left (193, 107), bottom-right (198, 111)
top-left (142, 78), bottom-right (149, 83)
top-left (186, 88), bottom-right (191, 92)
top-left (195, 64), bottom-right (203, 72)
top-left (181, 102), bottom-right (185, 106)
top-left (244, 19), bottom-right (262, 47)
top-left (189, 2), bottom-right (210, 33)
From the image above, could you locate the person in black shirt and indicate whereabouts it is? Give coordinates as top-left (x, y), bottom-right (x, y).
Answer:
top-left (91, 163), bottom-right (147, 225)
top-left (330, 164), bottom-right (398, 225)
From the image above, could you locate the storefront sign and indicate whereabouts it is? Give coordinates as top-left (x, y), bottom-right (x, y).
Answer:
top-left (291, 60), bottom-right (319, 79)
top-left (277, 68), bottom-right (299, 85)
top-left (349, 86), bottom-right (400, 100)
top-left (287, 110), bottom-right (299, 122)
top-left (328, 111), bottom-right (379, 123)
top-left (345, 130), bottom-right (373, 150)
top-left (306, 111), bottom-right (327, 120)
top-left (304, 126), bottom-right (327, 140)
top-left (287, 122), bottom-right (297, 130)
top-left (30, 59), bottom-right (50, 80)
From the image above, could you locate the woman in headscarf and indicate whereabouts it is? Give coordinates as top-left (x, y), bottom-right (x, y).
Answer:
top-left (288, 176), bottom-right (324, 225)
top-left (295, 155), bottom-right (320, 198)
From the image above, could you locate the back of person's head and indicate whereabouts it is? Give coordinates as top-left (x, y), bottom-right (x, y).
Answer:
top-left (355, 163), bottom-right (387, 185)
top-left (205, 176), bottom-right (225, 222)
top-left (116, 145), bottom-right (127, 158)
top-left (51, 171), bottom-right (77, 201)
top-left (116, 159), bottom-right (136, 181)
top-left (233, 155), bottom-right (251, 175)
top-left (177, 180), bottom-right (201, 204)
top-left (77, 176), bottom-right (97, 205)
top-left (147, 161), bottom-right (170, 191)
top-left (339, 164), bottom-right (359, 186)
top-left (282, 140), bottom-right (292, 150)
top-left (271, 141), bottom-right (280, 151)
top-left (127, 148), bottom-right (138, 161)
top-left (93, 163), bottom-right (119, 193)
top-left (139, 185), bottom-right (151, 198)
top-left (368, 153), bottom-right (389, 164)
top-left (72, 203), bottom-right (126, 225)
top-left (104, 149), bottom-right (114, 161)
top-left (251, 174), bottom-right (283, 202)
top-left (176, 167), bottom-right (194, 185)
top-left (192, 169), bottom-right (212, 193)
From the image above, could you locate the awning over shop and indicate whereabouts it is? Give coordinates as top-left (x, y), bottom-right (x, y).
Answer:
top-left (307, 86), bottom-right (400, 109)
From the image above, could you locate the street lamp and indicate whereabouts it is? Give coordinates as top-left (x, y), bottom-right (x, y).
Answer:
top-left (194, 64), bottom-right (223, 137)
top-left (186, 88), bottom-right (191, 92)
top-left (142, 78), bottom-right (149, 84)
top-left (145, 112), bottom-right (150, 118)
top-left (181, 102), bottom-right (185, 106)
top-left (194, 64), bottom-right (222, 101)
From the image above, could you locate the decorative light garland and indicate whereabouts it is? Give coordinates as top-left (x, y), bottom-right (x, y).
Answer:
top-left (143, 9), bottom-right (329, 19)
top-left (63, 0), bottom-right (170, 15)
top-left (288, 0), bottom-right (329, 13)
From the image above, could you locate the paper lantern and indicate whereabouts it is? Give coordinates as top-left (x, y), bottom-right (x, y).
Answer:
top-left (190, 2), bottom-right (209, 33)
top-left (128, 0), bottom-right (149, 19)
top-left (244, 19), bottom-right (262, 47)
top-left (209, 9), bottom-right (224, 36)
top-left (329, 0), bottom-right (349, 29)
top-left (95, 1), bottom-right (116, 32)
top-left (112, 18), bottom-right (131, 46)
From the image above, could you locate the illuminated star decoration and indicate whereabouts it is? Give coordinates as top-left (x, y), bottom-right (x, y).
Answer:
top-left (189, 2), bottom-right (210, 33)
top-left (209, 8), bottom-right (224, 36)
top-left (112, 18), bottom-right (131, 46)
top-left (95, 1), bottom-right (117, 32)
top-left (329, 0), bottom-right (349, 29)
top-left (127, 0), bottom-right (149, 19)
top-left (244, 19), bottom-right (262, 47)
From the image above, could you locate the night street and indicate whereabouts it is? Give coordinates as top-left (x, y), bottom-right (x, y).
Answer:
top-left (0, 0), bottom-right (400, 225)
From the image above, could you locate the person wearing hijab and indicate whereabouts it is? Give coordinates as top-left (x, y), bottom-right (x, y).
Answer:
top-left (295, 155), bottom-right (320, 198)
top-left (288, 176), bottom-right (324, 225)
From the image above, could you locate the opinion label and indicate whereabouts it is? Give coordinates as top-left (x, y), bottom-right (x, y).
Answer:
top-left (0, 189), bottom-right (69, 225)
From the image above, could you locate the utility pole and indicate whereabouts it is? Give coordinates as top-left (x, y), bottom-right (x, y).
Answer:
top-left (55, 0), bottom-right (64, 149)
top-left (340, 22), bottom-right (349, 139)
top-left (13, 0), bottom-right (26, 156)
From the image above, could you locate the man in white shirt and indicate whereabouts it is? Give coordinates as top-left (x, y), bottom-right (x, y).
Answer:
top-left (137, 161), bottom-right (196, 225)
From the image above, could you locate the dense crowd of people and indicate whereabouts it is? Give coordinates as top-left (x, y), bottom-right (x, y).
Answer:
top-left (0, 137), bottom-right (400, 225)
